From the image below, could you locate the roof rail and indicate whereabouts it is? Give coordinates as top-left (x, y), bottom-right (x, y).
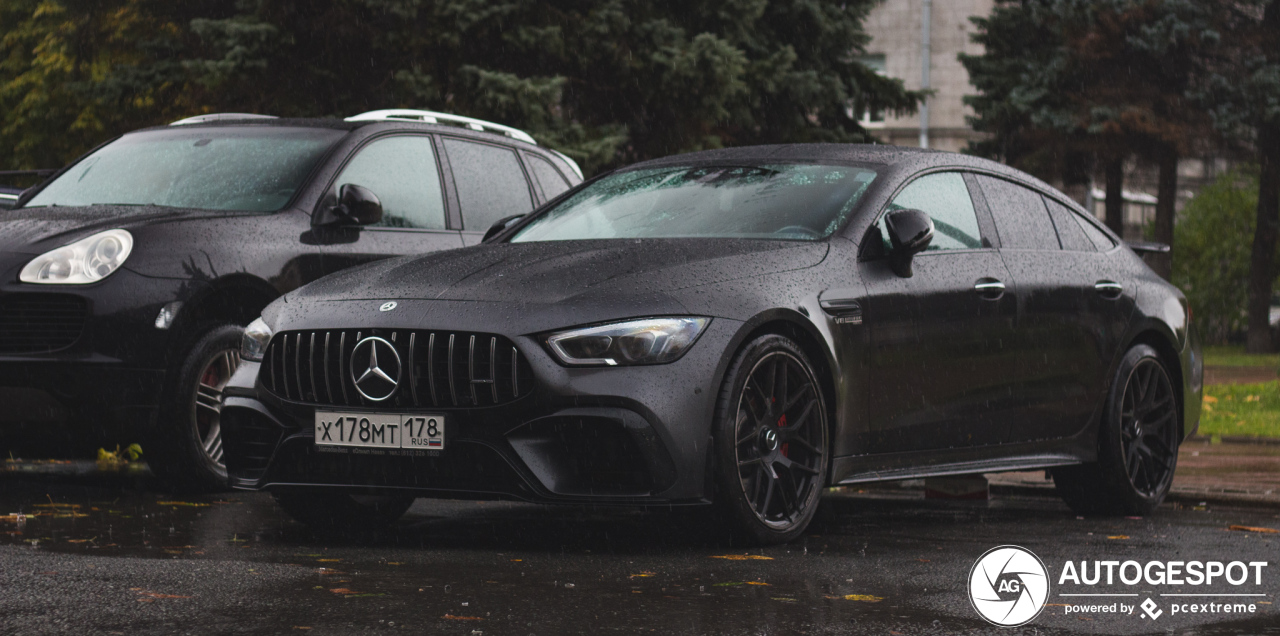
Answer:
top-left (345, 109), bottom-right (537, 145)
top-left (170, 113), bottom-right (277, 126)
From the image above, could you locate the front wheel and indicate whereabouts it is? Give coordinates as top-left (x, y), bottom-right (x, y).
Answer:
top-left (712, 334), bottom-right (830, 545)
top-left (149, 324), bottom-right (243, 492)
top-left (1054, 344), bottom-right (1181, 515)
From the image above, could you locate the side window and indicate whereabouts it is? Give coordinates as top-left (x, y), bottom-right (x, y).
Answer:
top-left (975, 175), bottom-right (1058, 250)
top-left (332, 136), bottom-right (446, 230)
top-left (1076, 213), bottom-right (1117, 251)
top-left (1044, 196), bottom-right (1094, 252)
top-left (878, 172), bottom-right (983, 251)
top-left (443, 138), bottom-right (534, 231)
top-left (527, 154), bottom-right (572, 199)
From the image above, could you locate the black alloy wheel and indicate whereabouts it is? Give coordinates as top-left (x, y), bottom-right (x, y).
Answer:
top-left (1054, 344), bottom-right (1180, 515)
top-left (1118, 357), bottom-right (1179, 497)
top-left (715, 334), bottom-right (829, 544)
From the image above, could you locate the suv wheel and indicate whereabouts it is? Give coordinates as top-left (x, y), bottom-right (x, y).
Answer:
top-left (1054, 344), bottom-right (1180, 515)
top-left (150, 324), bottom-right (242, 492)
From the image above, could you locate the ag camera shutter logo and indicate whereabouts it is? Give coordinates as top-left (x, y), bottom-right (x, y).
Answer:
top-left (969, 545), bottom-right (1051, 626)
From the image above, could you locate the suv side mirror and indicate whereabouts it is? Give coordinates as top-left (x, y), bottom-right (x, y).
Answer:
top-left (885, 208), bottom-right (933, 278)
top-left (314, 184), bottom-right (383, 226)
top-left (482, 214), bottom-right (525, 242)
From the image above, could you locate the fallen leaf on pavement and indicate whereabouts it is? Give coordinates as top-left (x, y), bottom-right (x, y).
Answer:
top-left (843, 594), bottom-right (884, 602)
top-left (629, 572), bottom-right (655, 578)
top-left (1107, 535), bottom-right (1129, 540)
top-left (1229, 525), bottom-right (1279, 534)
top-left (137, 591), bottom-right (192, 599)
top-left (710, 555), bottom-right (773, 561)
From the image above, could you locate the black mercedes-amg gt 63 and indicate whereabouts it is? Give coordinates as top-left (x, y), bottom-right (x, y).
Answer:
top-left (223, 144), bottom-right (1201, 544)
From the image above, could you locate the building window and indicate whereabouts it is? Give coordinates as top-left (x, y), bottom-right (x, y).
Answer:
top-left (856, 54), bottom-right (887, 128)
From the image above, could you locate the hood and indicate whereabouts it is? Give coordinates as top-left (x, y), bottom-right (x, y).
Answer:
top-left (0, 205), bottom-right (232, 254)
top-left (290, 239), bottom-right (830, 306)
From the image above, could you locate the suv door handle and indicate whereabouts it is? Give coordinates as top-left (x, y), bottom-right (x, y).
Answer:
top-left (974, 278), bottom-right (1005, 300)
top-left (1095, 280), bottom-right (1123, 299)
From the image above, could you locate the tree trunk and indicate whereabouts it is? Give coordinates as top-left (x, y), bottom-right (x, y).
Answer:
top-left (1104, 156), bottom-right (1125, 236)
top-left (1151, 150), bottom-right (1177, 280)
top-left (1245, 125), bottom-right (1280, 353)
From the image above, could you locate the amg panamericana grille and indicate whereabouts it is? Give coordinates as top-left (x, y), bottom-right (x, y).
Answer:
top-left (260, 329), bottom-right (533, 408)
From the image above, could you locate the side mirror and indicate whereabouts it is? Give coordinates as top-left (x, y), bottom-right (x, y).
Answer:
top-left (482, 214), bottom-right (525, 242)
top-left (884, 209), bottom-right (933, 277)
top-left (314, 184), bottom-right (383, 226)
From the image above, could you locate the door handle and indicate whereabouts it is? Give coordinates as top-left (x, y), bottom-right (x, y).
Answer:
top-left (974, 278), bottom-right (1005, 299)
top-left (1095, 280), bottom-right (1123, 299)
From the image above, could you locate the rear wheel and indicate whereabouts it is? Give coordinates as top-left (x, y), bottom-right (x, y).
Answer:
top-left (1054, 344), bottom-right (1180, 515)
top-left (713, 334), bottom-right (829, 545)
top-left (149, 325), bottom-right (242, 492)
top-left (273, 490), bottom-right (416, 537)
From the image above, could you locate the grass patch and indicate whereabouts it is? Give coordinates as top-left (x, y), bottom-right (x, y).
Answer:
top-left (1202, 345), bottom-right (1280, 368)
top-left (1199, 381), bottom-right (1280, 438)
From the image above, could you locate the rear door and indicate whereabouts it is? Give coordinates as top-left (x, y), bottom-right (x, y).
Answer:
top-left (315, 134), bottom-right (464, 276)
top-left (860, 171), bottom-right (1020, 453)
top-left (441, 138), bottom-right (539, 246)
top-left (972, 174), bottom-right (1133, 442)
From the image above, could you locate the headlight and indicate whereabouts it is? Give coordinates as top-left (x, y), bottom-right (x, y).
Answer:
top-left (19, 229), bottom-right (133, 284)
top-left (546, 317), bottom-right (710, 366)
top-left (241, 317), bottom-right (273, 362)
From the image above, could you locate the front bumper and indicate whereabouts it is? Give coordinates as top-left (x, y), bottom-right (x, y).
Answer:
top-left (0, 268), bottom-right (195, 445)
top-left (222, 318), bottom-right (741, 504)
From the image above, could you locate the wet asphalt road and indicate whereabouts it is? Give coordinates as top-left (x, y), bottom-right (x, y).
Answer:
top-left (0, 466), bottom-right (1277, 635)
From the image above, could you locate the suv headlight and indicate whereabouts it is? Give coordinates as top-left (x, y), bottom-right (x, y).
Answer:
top-left (19, 229), bottom-right (133, 284)
top-left (546, 317), bottom-right (710, 366)
top-left (241, 317), bottom-right (274, 362)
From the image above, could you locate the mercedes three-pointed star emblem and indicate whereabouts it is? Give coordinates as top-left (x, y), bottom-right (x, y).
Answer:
top-left (349, 336), bottom-right (401, 401)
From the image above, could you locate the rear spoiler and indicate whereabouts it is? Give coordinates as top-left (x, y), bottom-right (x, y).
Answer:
top-left (1126, 241), bottom-right (1170, 255)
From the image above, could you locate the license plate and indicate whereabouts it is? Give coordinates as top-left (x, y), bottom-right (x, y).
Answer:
top-left (313, 411), bottom-right (445, 450)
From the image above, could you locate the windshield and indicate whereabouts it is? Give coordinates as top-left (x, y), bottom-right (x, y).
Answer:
top-left (26, 127), bottom-right (345, 212)
top-left (510, 163), bottom-right (877, 242)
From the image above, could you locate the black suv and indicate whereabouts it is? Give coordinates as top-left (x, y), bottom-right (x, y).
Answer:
top-left (0, 109), bottom-right (582, 490)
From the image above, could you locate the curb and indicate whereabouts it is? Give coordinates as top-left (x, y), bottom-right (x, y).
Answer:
top-left (989, 483), bottom-right (1280, 510)
top-left (1185, 435), bottom-right (1280, 446)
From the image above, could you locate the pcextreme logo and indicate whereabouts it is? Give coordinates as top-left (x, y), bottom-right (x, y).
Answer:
top-left (968, 545), bottom-right (1051, 626)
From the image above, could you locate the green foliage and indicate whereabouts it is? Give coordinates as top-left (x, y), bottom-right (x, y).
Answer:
top-left (1172, 169), bottom-right (1260, 343)
top-left (1202, 345), bottom-right (1280, 368)
top-left (960, 0), bottom-right (1222, 179)
top-left (0, 0), bottom-right (923, 176)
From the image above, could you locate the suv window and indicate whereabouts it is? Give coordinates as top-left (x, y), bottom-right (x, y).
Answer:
top-left (333, 136), bottom-right (446, 229)
top-left (975, 175), bottom-right (1058, 250)
top-left (443, 138), bottom-right (534, 231)
top-left (527, 154), bottom-right (572, 199)
top-left (878, 172), bottom-right (983, 251)
top-left (1044, 196), bottom-right (1094, 251)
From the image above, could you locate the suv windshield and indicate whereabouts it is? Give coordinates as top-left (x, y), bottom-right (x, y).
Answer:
top-left (26, 127), bottom-right (344, 212)
top-left (511, 164), bottom-right (877, 242)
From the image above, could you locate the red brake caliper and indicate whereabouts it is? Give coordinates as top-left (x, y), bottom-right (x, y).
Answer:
top-left (777, 413), bottom-right (789, 457)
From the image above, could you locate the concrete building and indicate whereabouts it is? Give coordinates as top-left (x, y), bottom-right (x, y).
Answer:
top-left (861, 0), bottom-right (993, 154)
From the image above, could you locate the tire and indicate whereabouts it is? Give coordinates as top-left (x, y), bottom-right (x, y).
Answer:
top-left (1054, 344), bottom-right (1180, 516)
top-left (149, 324), bottom-right (243, 493)
top-left (273, 490), bottom-right (416, 537)
top-left (712, 334), bottom-right (830, 545)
